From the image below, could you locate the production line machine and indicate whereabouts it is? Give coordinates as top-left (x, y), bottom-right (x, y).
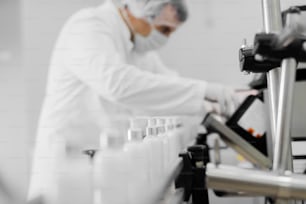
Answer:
top-left (170, 2), bottom-right (306, 204)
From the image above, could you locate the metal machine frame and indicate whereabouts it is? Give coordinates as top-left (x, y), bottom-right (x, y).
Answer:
top-left (204, 1), bottom-right (306, 203)
top-left (176, 1), bottom-right (306, 204)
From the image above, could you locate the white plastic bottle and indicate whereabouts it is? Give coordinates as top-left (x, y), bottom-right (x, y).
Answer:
top-left (129, 117), bottom-right (148, 138)
top-left (124, 119), bottom-right (150, 204)
top-left (167, 117), bottom-right (183, 166)
top-left (93, 133), bottom-right (128, 204)
top-left (166, 118), bottom-right (176, 166)
top-left (156, 118), bottom-right (169, 176)
top-left (143, 118), bottom-right (163, 190)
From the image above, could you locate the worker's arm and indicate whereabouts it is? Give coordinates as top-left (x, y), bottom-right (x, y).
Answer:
top-left (64, 20), bottom-right (207, 116)
top-left (146, 52), bottom-right (180, 77)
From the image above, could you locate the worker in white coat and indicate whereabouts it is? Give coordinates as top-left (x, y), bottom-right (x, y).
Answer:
top-left (27, 0), bottom-right (242, 203)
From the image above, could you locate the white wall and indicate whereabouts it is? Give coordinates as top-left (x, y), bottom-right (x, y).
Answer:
top-left (160, 0), bottom-right (260, 85)
top-left (0, 0), bottom-right (27, 203)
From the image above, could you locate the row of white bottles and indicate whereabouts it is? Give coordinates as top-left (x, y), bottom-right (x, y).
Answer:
top-left (93, 116), bottom-right (197, 204)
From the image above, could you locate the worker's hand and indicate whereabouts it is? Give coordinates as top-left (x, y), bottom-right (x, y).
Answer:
top-left (205, 83), bottom-right (237, 118)
top-left (203, 101), bottom-right (228, 123)
top-left (205, 83), bottom-right (260, 118)
top-left (205, 83), bottom-right (240, 118)
top-left (234, 89), bottom-right (259, 103)
top-left (203, 100), bottom-right (222, 115)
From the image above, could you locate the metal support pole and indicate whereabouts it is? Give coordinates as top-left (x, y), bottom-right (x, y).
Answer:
top-left (206, 163), bottom-right (306, 200)
top-left (203, 114), bottom-right (272, 169)
top-left (273, 58), bottom-right (297, 172)
top-left (261, 1), bottom-right (298, 203)
top-left (273, 8), bottom-right (301, 174)
top-left (261, 0), bottom-right (282, 32)
top-left (261, 0), bottom-right (283, 151)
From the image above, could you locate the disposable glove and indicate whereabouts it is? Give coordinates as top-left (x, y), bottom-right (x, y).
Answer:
top-left (203, 100), bottom-right (222, 116)
top-left (205, 83), bottom-right (259, 118)
top-left (203, 101), bottom-right (229, 123)
top-left (205, 83), bottom-right (239, 118)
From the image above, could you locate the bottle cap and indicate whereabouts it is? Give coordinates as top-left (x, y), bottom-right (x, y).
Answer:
top-left (128, 129), bottom-right (143, 141)
top-left (156, 118), bottom-right (166, 125)
top-left (157, 126), bottom-right (166, 134)
top-left (147, 118), bottom-right (157, 126)
top-left (146, 126), bottom-right (157, 137)
top-left (165, 118), bottom-right (174, 131)
top-left (130, 117), bottom-right (148, 129)
top-left (156, 118), bottom-right (166, 134)
top-left (130, 117), bottom-right (147, 138)
top-left (146, 118), bottom-right (158, 137)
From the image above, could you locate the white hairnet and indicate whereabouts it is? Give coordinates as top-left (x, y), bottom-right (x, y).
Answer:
top-left (114, 0), bottom-right (188, 27)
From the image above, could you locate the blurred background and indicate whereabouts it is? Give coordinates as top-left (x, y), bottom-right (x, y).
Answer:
top-left (0, 0), bottom-right (305, 203)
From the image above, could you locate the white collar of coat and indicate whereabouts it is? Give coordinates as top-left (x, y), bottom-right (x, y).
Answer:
top-left (101, 0), bottom-right (134, 52)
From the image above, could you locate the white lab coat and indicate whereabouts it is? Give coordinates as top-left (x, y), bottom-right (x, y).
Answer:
top-left (28, 0), bottom-right (208, 203)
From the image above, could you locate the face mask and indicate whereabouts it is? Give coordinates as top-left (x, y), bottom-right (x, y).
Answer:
top-left (133, 28), bottom-right (169, 53)
top-left (122, 8), bottom-right (169, 53)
